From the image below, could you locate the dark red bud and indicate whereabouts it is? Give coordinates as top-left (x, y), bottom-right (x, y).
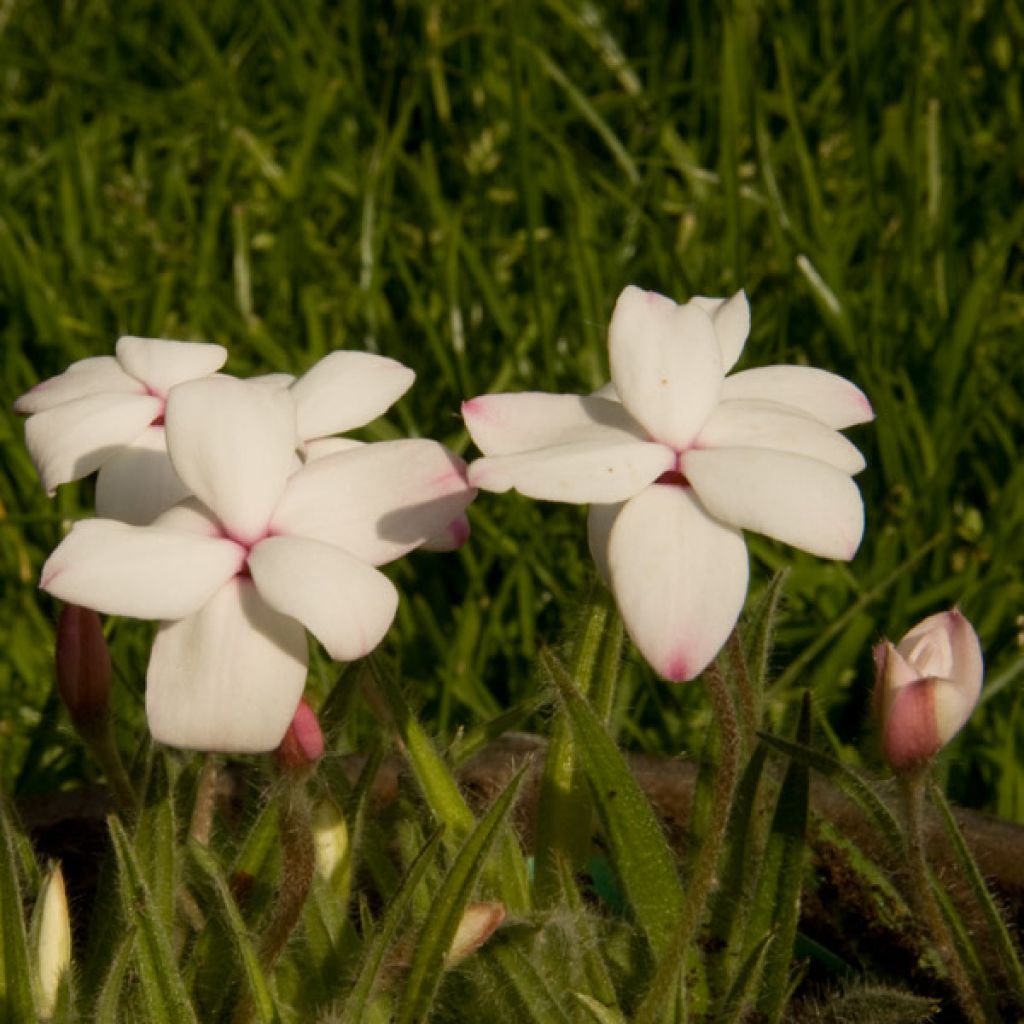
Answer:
top-left (274, 699), bottom-right (324, 774)
top-left (55, 604), bottom-right (111, 733)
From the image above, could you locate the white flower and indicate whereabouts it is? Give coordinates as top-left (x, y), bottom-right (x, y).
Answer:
top-left (40, 376), bottom-right (474, 751)
top-left (16, 337), bottom-right (227, 523)
top-left (463, 286), bottom-right (873, 681)
top-left (873, 609), bottom-right (984, 770)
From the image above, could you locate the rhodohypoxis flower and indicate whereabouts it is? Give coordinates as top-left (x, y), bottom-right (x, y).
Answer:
top-left (463, 286), bottom-right (873, 681)
top-left (40, 376), bottom-right (474, 751)
top-left (874, 610), bottom-right (984, 771)
top-left (15, 337), bottom-right (227, 524)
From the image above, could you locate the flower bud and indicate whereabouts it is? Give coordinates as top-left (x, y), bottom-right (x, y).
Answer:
top-left (35, 864), bottom-right (72, 1019)
top-left (874, 609), bottom-right (983, 771)
top-left (55, 604), bottom-right (111, 734)
top-left (444, 902), bottom-right (506, 968)
top-left (311, 798), bottom-right (349, 885)
top-left (274, 699), bottom-right (324, 774)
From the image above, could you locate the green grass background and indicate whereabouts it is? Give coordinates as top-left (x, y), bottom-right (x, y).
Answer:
top-left (1, 0), bottom-right (1021, 817)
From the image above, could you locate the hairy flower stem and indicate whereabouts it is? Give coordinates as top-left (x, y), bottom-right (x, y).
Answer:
top-left (726, 629), bottom-right (758, 753)
top-left (82, 720), bottom-right (138, 822)
top-left (635, 662), bottom-right (743, 1023)
top-left (902, 772), bottom-right (987, 1024)
top-left (189, 755), bottom-right (219, 846)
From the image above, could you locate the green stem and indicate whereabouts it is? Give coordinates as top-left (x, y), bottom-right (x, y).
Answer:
top-left (902, 771), bottom-right (986, 1024)
top-left (84, 721), bottom-right (138, 822)
top-left (636, 663), bottom-right (744, 1023)
top-left (726, 629), bottom-right (758, 753)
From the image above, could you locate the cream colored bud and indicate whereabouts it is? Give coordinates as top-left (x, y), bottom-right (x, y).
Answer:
top-left (35, 864), bottom-right (72, 1019)
top-left (311, 798), bottom-right (349, 884)
top-left (444, 901), bottom-right (506, 968)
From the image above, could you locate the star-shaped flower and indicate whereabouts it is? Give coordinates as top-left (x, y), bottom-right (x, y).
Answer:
top-left (463, 286), bottom-right (873, 681)
top-left (41, 376), bottom-right (474, 751)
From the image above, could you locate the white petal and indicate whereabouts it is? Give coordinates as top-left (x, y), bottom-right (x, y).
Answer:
top-left (115, 337), bottom-right (227, 397)
top-left (25, 393), bottom-right (162, 493)
top-left (462, 393), bottom-right (644, 456)
top-left (153, 498), bottom-right (224, 535)
top-left (272, 439), bottom-right (475, 565)
top-left (695, 400), bottom-right (866, 474)
top-left (609, 286), bottom-right (723, 449)
top-left (301, 437), bottom-right (365, 462)
top-left (14, 356), bottom-right (142, 415)
top-left (419, 513), bottom-right (471, 552)
top-left (247, 372), bottom-right (295, 391)
top-left (931, 676), bottom-right (981, 745)
top-left (146, 579), bottom-right (307, 751)
top-left (291, 351), bottom-right (415, 439)
top-left (468, 439), bottom-right (674, 504)
top-left (249, 536), bottom-right (399, 661)
top-left (94, 427), bottom-right (191, 525)
top-left (40, 519), bottom-right (244, 619)
top-left (164, 377), bottom-right (298, 544)
top-left (690, 291), bottom-right (750, 372)
top-left (720, 366), bottom-right (874, 429)
top-left (683, 447), bottom-right (865, 560)
top-left (587, 502), bottom-right (624, 584)
top-left (898, 609), bottom-right (983, 700)
top-left (608, 484), bottom-right (748, 681)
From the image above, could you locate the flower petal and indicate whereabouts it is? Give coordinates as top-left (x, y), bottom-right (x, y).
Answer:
top-left (301, 437), bottom-right (365, 462)
top-left (695, 399), bottom-right (866, 474)
top-left (608, 285), bottom-right (723, 449)
top-left (462, 393), bottom-right (644, 456)
top-left (691, 291), bottom-right (750, 372)
top-left (146, 579), bottom-right (307, 751)
top-left (164, 377), bottom-right (297, 544)
top-left (419, 513), bottom-right (471, 552)
top-left (249, 536), bottom-right (399, 661)
top-left (468, 438), bottom-right (674, 504)
top-left (720, 366), bottom-right (874, 429)
top-left (94, 427), bottom-right (191, 525)
top-left (587, 502), bottom-right (624, 584)
top-left (115, 336), bottom-right (227, 397)
top-left (898, 608), bottom-right (983, 699)
top-left (683, 447), bottom-right (865, 560)
top-left (40, 519), bottom-right (244, 619)
top-left (25, 392), bottom-right (163, 494)
top-left (14, 356), bottom-right (142, 415)
top-left (608, 484), bottom-right (748, 681)
top-left (290, 351), bottom-right (415, 439)
top-left (272, 439), bottom-right (475, 565)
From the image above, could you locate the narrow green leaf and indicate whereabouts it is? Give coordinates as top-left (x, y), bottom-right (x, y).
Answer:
top-left (741, 570), bottom-right (788, 695)
top-left (108, 815), bottom-right (198, 1024)
top-left (92, 934), bottom-right (133, 1024)
top-left (929, 782), bottom-right (1024, 1000)
top-left (573, 991), bottom-right (628, 1024)
top-left (187, 839), bottom-right (279, 1024)
top-left (370, 655), bottom-right (531, 911)
top-left (756, 694), bottom-right (812, 1022)
top-left (715, 930), bottom-right (775, 1024)
top-left (555, 853), bottom-right (617, 1007)
top-left (482, 941), bottom-right (575, 1024)
top-left (135, 751), bottom-right (177, 933)
top-left (0, 798), bottom-right (37, 1021)
top-left (396, 769), bottom-right (527, 1024)
top-left (757, 732), bottom-right (904, 855)
top-left (542, 647), bottom-right (683, 957)
top-left (337, 827), bottom-right (444, 1024)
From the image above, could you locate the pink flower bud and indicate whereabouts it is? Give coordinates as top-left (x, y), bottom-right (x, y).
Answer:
top-left (274, 699), bottom-right (324, 773)
top-left (55, 604), bottom-right (111, 733)
top-left (874, 609), bottom-right (984, 771)
top-left (444, 902), bottom-right (506, 967)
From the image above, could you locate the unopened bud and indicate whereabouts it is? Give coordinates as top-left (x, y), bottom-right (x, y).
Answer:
top-left (312, 798), bottom-right (350, 887)
top-left (874, 609), bottom-right (984, 772)
top-left (55, 604), bottom-right (111, 734)
top-left (444, 902), bottom-right (506, 968)
top-left (35, 864), bottom-right (72, 1019)
top-left (274, 699), bottom-right (324, 774)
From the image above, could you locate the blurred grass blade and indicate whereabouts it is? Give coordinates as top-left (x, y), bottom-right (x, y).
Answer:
top-left (338, 827), bottom-right (444, 1024)
top-left (0, 798), bottom-right (36, 1021)
top-left (396, 768), bottom-right (526, 1024)
top-left (108, 815), bottom-right (198, 1024)
top-left (542, 646), bottom-right (683, 957)
top-left (755, 694), bottom-right (812, 1022)
top-left (929, 782), bottom-right (1024, 1000)
top-left (187, 838), bottom-right (279, 1024)
top-left (757, 732), bottom-right (904, 855)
